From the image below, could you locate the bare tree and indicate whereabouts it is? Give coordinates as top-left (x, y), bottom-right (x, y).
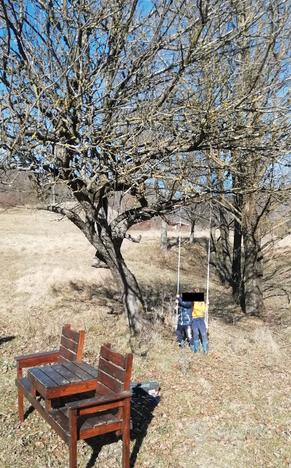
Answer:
top-left (0, 1), bottom-right (202, 334)
top-left (190, 1), bottom-right (290, 316)
top-left (181, 202), bottom-right (210, 244)
top-left (160, 219), bottom-right (168, 250)
top-left (1, 0), bottom-right (288, 332)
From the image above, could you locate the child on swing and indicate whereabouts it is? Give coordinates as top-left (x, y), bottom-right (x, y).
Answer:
top-left (191, 292), bottom-right (208, 353)
top-left (175, 294), bottom-right (193, 348)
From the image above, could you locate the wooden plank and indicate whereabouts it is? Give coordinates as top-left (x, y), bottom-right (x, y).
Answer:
top-left (15, 350), bottom-right (60, 367)
top-left (76, 330), bottom-right (85, 361)
top-left (27, 376), bottom-right (47, 398)
top-left (124, 354), bottom-right (133, 391)
top-left (17, 377), bottom-right (33, 394)
top-left (28, 366), bottom-right (96, 398)
top-left (28, 367), bottom-right (58, 388)
top-left (62, 325), bottom-right (82, 344)
top-left (17, 381), bottom-right (70, 443)
top-left (60, 335), bottom-right (79, 353)
top-left (95, 381), bottom-right (115, 396)
top-left (97, 368), bottom-right (123, 393)
top-left (63, 361), bottom-right (98, 380)
top-left (99, 356), bottom-right (125, 382)
top-left (79, 399), bottom-right (125, 416)
top-left (65, 391), bottom-right (130, 410)
top-left (50, 408), bottom-right (69, 436)
top-left (80, 412), bottom-right (120, 431)
top-left (74, 361), bottom-right (98, 378)
top-left (40, 366), bottom-right (71, 386)
top-left (51, 364), bottom-right (82, 384)
top-left (69, 408), bottom-right (78, 468)
top-left (122, 398), bottom-right (131, 467)
top-left (80, 421), bottom-right (121, 440)
top-left (59, 345), bottom-right (77, 362)
top-left (99, 345), bottom-right (126, 368)
top-left (45, 379), bottom-right (97, 399)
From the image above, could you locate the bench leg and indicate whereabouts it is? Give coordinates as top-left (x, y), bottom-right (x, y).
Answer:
top-left (17, 365), bottom-right (24, 422)
top-left (69, 409), bottom-right (77, 468)
top-left (122, 400), bottom-right (130, 468)
top-left (69, 441), bottom-right (77, 468)
top-left (18, 388), bottom-right (24, 422)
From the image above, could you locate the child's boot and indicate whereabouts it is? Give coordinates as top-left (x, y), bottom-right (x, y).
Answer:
top-left (192, 340), bottom-right (200, 353)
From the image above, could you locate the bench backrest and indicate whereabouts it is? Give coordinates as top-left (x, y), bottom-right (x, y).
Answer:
top-left (97, 343), bottom-right (133, 393)
top-left (59, 324), bottom-right (85, 362)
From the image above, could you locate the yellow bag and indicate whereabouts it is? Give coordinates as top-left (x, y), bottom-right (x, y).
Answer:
top-left (192, 301), bottom-right (206, 318)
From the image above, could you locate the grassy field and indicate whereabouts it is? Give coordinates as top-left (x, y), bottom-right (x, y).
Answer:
top-left (0, 207), bottom-right (290, 468)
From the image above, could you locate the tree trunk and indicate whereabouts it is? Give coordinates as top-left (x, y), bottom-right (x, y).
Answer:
top-left (95, 237), bottom-right (144, 335)
top-left (231, 171), bottom-right (243, 305)
top-left (71, 192), bottom-right (144, 336)
top-left (160, 219), bottom-right (168, 250)
top-left (241, 194), bottom-right (265, 316)
top-left (232, 218), bottom-right (242, 304)
top-left (243, 231), bottom-right (264, 315)
top-left (215, 208), bottom-right (231, 284)
top-left (121, 269), bottom-right (144, 336)
top-left (189, 219), bottom-right (196, 243)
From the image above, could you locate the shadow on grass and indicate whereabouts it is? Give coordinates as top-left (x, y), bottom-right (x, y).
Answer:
top-left (50, 232), bottom-right (243, 327)
top-left (85, 387), bottom-right (160, 468)
top-left (208, 290), bottom-right (244, 325)
top-left (0, 335), bottom-right (15, 346)
top-left (52, 275), bottom-right (243, 327)
top-left (166, 236), bottom-right (209, 250)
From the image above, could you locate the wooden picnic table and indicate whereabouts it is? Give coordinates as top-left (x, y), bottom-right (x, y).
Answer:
top-left (27, 361), bottom-right (98, 411)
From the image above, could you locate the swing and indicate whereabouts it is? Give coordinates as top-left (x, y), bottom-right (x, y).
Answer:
top-left (175, 207), bottom-right (212, 330)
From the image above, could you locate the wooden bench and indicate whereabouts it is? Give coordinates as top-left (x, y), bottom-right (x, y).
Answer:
top-left (16, 324), bottom-right (85, 421)
top-left (16, 342), bottom-right (133, 468)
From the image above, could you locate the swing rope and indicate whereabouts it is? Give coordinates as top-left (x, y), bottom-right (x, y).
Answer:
top-left (174, 213), bottom-right (182, 329)
top-left (176, 213), bottom-right (182, 296)
top-left (205, 204), bottom-right (212, 329)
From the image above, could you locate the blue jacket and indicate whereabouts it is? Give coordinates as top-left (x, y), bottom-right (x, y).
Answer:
top-left (177, 298), bottom-right (192, 326)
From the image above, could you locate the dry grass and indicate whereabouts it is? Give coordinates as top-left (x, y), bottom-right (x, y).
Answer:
top-left (0, 207), bottom-right (290, 467)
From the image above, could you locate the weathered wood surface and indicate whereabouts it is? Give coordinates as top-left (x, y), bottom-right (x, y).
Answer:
top-left (27, 361), bottom-right (98, 400)
top-left (15, 324), bottom-right (85, 422)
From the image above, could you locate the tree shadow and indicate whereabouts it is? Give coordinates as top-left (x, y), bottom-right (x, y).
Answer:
top-left (166, 235), bottom-right (209, 251)
top-left (208, 289), bottom-right (244, 325)
top-left (166, 236), bottom-right (189, 249)
top-left (84, 387), bottom-right (160, 468)
top-left (0, 335), bottom-right (15, 346)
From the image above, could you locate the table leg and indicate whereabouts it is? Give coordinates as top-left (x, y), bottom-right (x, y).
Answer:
top-left (45, 398), bottom-right (52, 412)
top-left (18, 388), bottom-right (24, 422)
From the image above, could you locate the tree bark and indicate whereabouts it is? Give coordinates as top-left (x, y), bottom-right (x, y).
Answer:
top-left (160, 219), bottom-right (168, 250)
top-left (232, 218), bottom-right (242, 304)
top-left (189, 219), bottom-right (196, 243)
top-left (243, 231), bottom-right (264, 315)
top-left (241, 194), bottom-right (265, 316)
top-left (95, 236), bottom-right (144, 335)
top-left (215, 207), bottom-right (231, 284)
